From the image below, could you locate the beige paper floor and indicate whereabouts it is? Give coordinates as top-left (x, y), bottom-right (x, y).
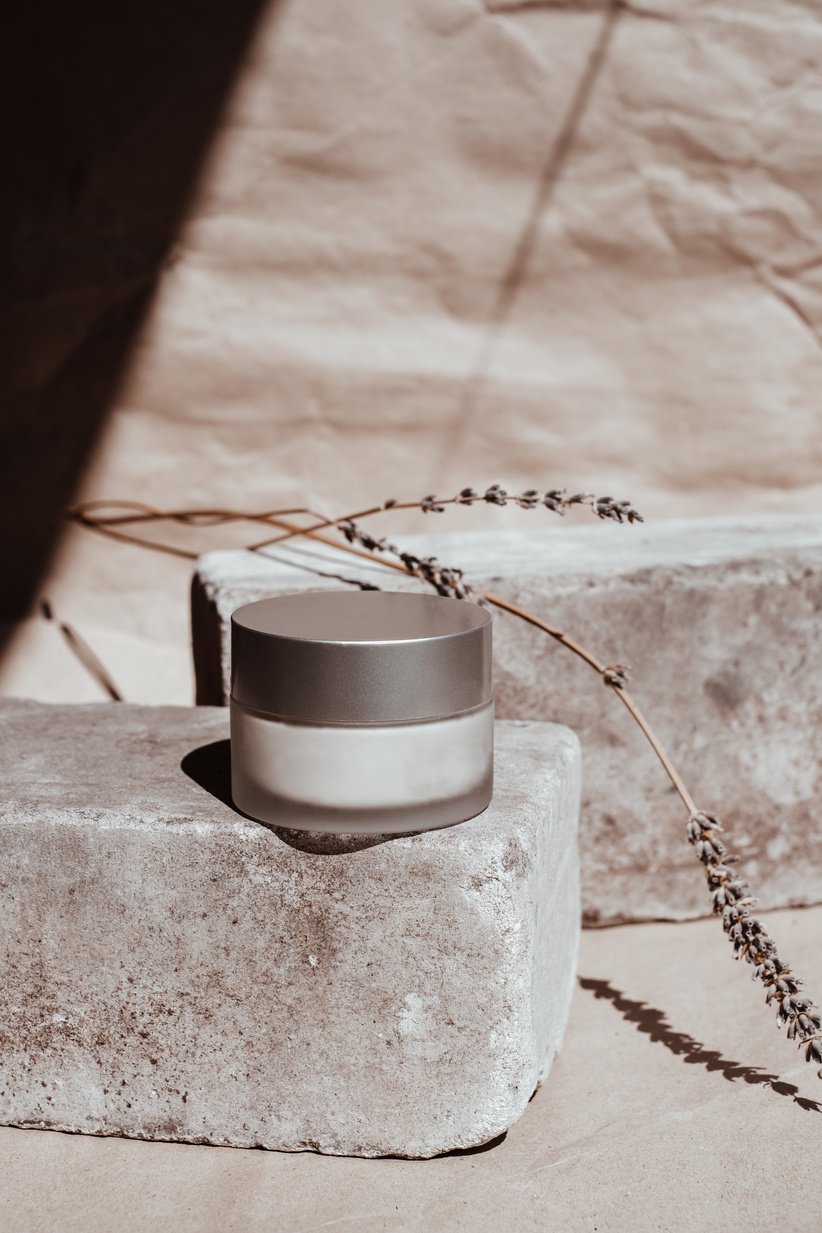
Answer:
top-left (4, 907), bottom-right (821, 1232)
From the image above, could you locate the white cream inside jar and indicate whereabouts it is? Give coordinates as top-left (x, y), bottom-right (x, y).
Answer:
top-left (229, 590), bottom-right (494, 834)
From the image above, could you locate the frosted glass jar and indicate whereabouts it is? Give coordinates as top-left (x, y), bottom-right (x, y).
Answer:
top-left (229, 590), bottom-right (493, 834)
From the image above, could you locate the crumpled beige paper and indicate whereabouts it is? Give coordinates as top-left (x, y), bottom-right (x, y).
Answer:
top-left (8, 0), bottom-right (822, 702)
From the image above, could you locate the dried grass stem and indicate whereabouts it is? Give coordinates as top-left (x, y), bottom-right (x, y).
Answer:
top-left (66, 486), bottom-right (820, 1077)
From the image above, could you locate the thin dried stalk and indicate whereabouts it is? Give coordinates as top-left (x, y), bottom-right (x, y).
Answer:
top-left (688, 812), bottom-right (822, 1067)
top-left (40, 599), bottom-right (124, 702)
top-left (67, 487), bottom-right (822, 1076)
top-left (316, 500), bottom-right (822, 1079)
top-left (245, 483), bottom-right (643, 552)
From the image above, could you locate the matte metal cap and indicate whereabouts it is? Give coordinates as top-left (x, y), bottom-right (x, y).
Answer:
top-left (230, 590), bottom-right (492, 725)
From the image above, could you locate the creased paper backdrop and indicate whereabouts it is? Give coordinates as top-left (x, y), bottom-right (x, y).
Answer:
top-left (5, 0), bottom-right (822, 702)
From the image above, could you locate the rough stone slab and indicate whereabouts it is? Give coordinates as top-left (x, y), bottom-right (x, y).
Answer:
top-left (0, 700), bottom-right (581, 1158)
top-left (192, 514), bottom-right (822, 926)
top-left (5, 906), bottom-right (820, 1233)
top-left (6, 907), bottom-right (822, 1233)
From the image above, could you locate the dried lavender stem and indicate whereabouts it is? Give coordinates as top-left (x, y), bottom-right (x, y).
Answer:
top-left (69, 503), bottom-right (388, 566)
top-left (245, 484), bottom-right (643, 553)
top-left (70, 500), bottom-right (332, 532)
top-left (40, 599), bottom-right (124, 703)
top-left (316, 506), bottom-right (822, 1076)
top-left (484, 591), bottom-right (698, 815)
top-left (612, 691), bottom-right (698, 816)
top-left (60, 495), bottom-right (767, 814)
top-left (247, 500), bottom-right (421, 550)
top-left (67, 488), bottom-right (822, 1075)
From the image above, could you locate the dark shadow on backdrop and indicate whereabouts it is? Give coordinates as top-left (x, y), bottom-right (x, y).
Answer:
top-left (0, 0), bottom-right (274, 650)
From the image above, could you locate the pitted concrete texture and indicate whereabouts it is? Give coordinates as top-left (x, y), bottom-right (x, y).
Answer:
top-left (192, 515), bottom-right (822, 925)
top-left (0, 700), bottom-right (581, 1158)
top-left (3, 906), bottom-right (820, 1233)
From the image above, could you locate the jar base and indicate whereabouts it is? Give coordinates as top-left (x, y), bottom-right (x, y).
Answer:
top-left (230, 769), bottom-right (494, 835)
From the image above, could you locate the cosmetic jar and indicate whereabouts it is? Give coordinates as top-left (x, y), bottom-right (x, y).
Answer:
top-left (229, 589), bottom-right (493, 834)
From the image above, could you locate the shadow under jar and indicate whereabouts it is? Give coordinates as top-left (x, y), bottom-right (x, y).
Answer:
top-left (229, 589), bottom-right (494, 834)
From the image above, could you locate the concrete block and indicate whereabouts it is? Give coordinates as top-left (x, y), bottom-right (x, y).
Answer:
top-left (0, 700), bottom-right (581, 1158)
top-left (192, 515), bottom-right (822, 925)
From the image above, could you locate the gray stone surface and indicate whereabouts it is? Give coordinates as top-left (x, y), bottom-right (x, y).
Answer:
top-left (5, 905), bottom-right (821, 1233)
top-left (0, 700), bottom-right (581, 1158)
top-left (192, 514), bottom-right (822, 926)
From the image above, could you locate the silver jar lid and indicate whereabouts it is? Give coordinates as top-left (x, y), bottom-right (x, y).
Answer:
top-left (230, 590), bottom-right (492, 725)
